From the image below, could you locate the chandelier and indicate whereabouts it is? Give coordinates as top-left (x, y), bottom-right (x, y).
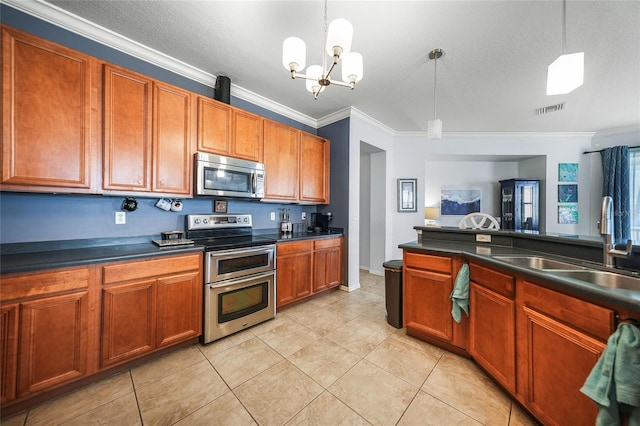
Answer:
top-left (282, 0), bottom-right (363, 99)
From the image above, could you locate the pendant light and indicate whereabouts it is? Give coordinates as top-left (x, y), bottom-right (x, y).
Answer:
top-left (427, 48), bottom-right (443, 140)
top-left (547, 0), bottom-right (584, 95)
top-left (282, 0), bottom-right (363, 99)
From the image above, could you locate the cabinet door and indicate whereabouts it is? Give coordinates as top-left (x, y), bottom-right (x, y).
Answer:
top-left (299, 133), bottom-right (329, 204)
top-left (2, 27), bottom-right (95, 191)
top-left (263, 120), bottom-right (299, 201)
top-left (313, 238), bottom-right (342, 293)
top-left (276, 252), bottom-right (312, 308)
top-left (231, 110), bottom-right (263, 162)
top-left (17, 292), bottom-right (89, 396)
top-left (156, 271), bottom-right (202, 348)
top-left (197, 97), bottom-right (231, 154)
top-left (101, 280), bottom-right (155, 367)
top-left (153, 82), bottom-right (193, 194)
top-left (403, 267), bottom-right (453, 342)
top-left (519, 306), bottom-right (604, 425)
top-left (103, 65), bottom-right (152, 192)
top-left (469, 282), bottom-right (516, 393)
top-left (1, 304), bottom-right (18, 404)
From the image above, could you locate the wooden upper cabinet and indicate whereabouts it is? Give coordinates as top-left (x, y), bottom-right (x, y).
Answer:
top-left (103, 65), bottom-right (193, 196)
top-left (103, 64), bottom-right (152, 192)
top-left (299, 133), bottom-right (329, 204)
top-left (197, 97), bottom-right (263, 162)
top-left (153, 83), bottom-right (193, 194)
top-left (263, 119), bottom-right (300, 201)
top-left (1, 26), bottom-right (98, 193)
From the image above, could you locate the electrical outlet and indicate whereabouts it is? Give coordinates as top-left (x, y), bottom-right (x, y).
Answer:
top-left (301, 212), bottom-right (307, 220)
top-left (270, 212), bottom-right (276, 221)
top-left (476, 234), bottom-right (491, 243)
top-left (115, 211), bottom-right (126, 225)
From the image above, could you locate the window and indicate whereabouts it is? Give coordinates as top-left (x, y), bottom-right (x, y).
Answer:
top-left (631, 148), bottom-right (640, 243)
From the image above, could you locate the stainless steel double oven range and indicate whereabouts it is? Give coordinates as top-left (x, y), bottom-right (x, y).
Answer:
top-left (186, 214), bottom-right (276, 344)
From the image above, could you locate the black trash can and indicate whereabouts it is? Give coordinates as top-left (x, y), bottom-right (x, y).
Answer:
top-left (383, 260), bottom-right (403, 328)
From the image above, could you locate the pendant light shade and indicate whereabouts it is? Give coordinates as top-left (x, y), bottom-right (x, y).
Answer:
top-left (282, 37), bottom-right (306, 72)
top-left (546, 0), bottom-right (584, 95)
top-left (305, 65), bottom-right (325, 95)
top-left (427, 48), bottom-right (443, 140)
top-left (547, 52), bottom-right (584, 95)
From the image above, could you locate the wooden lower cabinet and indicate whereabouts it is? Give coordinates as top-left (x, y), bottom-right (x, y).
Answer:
top-left (101, 253), bottom-right (202, 367)
top-left (0, 267), bottom-right (94, 404)
top-left (516, 280), bottom-right (613, 426)
top-left (276, 237), bottom-right (343, 309)
top-left (468, 263), bottom-right (516, 394)
top-left (0, 252), bottom-right (202, 414)
top-left (402, 251), bottom-right (467, 352)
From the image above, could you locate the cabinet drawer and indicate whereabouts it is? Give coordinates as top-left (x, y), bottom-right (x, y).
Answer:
top-left (1, 267), bottom-right (91, 302)
top-left (470, 262), bottom-right (515, 298)
top-left (314, 237), bottom-right (341, 250)
top-left (103, 254), bottom-right (201, 285)
top-left (404, 251), bottom-right (452, 274)
top-left (277, 240), bottom-right (312, 255)
top-left (520, 280), bottom-right (614, 341)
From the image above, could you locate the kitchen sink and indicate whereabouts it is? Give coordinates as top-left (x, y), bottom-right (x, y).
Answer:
top-left (550, 270), bottom-right (640, 291)
top-left (493, 256), bottom-right (586, 270)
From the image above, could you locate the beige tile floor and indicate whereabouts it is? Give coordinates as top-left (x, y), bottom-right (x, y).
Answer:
top-left (4, 271), bottom-right (539, 426)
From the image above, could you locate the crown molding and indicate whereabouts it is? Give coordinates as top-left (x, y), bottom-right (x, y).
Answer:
top-left (395, 131), bottom-right (595, 139)
top-left (231, 86), bottom-right (317, 129)
top-left (348, 108), bottom-right (396, 136)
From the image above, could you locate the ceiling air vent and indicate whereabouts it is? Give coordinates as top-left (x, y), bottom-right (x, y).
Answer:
top-left (535, 102), bottom-right (566, 115)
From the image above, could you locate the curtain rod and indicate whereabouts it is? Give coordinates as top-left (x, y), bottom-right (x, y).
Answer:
top-left (583, 145), bottom-right (639, 154)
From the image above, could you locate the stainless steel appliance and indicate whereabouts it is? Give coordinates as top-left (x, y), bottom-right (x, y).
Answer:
top-left (194, 153), bottom-right (265, 198)
top-left (186, 213), bottom-right (276, 343)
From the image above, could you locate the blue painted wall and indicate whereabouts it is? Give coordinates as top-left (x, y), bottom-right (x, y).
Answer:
top-left (318, 118), bottom-right (350, 233)
top-left (0, 5), bottom-right (325, 243)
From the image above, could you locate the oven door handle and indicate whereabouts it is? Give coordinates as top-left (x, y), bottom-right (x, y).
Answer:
top-left (206, 270), bottom-right (275, 290)
top-left (207, 245), bottom-right (275, 259)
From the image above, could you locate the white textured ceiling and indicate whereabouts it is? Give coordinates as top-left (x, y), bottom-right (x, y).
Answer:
top-left (42, 0), bottom-right (640, 134)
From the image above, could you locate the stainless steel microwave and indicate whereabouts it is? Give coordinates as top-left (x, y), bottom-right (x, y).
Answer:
top-left (195, 153), bottom-right (265, 198)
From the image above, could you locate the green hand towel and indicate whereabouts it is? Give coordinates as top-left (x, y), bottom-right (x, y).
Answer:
top-left (580, 322), bottom-right (640, 426)
top-left (450, 263), bottom-right (469, 323)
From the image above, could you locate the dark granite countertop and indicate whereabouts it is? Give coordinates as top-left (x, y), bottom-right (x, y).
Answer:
top-left (1, 236), bottom-right (204, 275)
top-left (256, 228), bottom-right (344, 243)
top-left (399, 238), bottom-right (640, 313)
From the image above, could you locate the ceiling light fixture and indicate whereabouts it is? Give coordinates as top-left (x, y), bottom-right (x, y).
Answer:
top-left (546, 0), bottom-right (584, 95)
top-left (282, 0), bottom-right (363, 100)
top-left (427, 48), bottom-right (443, 140)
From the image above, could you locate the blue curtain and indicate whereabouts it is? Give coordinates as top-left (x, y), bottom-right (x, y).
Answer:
top-left (601, 146), bottom-right (631, 242)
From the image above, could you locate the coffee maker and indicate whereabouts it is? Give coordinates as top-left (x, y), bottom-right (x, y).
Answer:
top-left (311, 212), bottom-right (332, 232)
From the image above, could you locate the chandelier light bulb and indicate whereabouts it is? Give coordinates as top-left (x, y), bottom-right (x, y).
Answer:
top-left (325, 18), bottom-right (353, 60)
top-left (342, 52), bottom-right (363, 86)
top-left (305, 65), bottom-right (325, 95)
top-left (282, 37), bottom-right (306, 72)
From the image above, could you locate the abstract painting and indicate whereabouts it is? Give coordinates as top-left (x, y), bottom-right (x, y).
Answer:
top-left (558, 163), bottom-right (579, 182)
top-left (441, 189), bottom-right (481, 216)
top-left (558, 184), bottom-right (578, 203)
top-left (558, 205), bottom-right (578, 224)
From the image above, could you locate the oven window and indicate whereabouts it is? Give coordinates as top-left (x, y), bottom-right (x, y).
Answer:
top-left (218, 253), bottom-right (270, 275)
top-left (204, 166), bottom-right (252, 193)
top-left (218, 282), bottom-right (269, 323)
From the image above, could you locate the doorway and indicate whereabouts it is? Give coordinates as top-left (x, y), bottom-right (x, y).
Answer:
top-left (360, 142), bottom-right (386, 275)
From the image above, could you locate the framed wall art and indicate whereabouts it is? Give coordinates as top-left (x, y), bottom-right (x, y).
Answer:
top-left (397, 178), bottom-right (417, 212)
top-left (558, 184), bottom-right (578, 203)
top-left (440, 188), bottom-right (481, 216)
top-left (558, 205), bottom-right (578, 224)
top-left (558, 163), bottom-right (579, 182)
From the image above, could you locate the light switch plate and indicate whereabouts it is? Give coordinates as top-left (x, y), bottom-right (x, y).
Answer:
top-left (270, 212), bottom-right (276, 221)
top-left (301, 212), bottom-right (307, 220)
top-left (476, 234), bottom-right (491, 243)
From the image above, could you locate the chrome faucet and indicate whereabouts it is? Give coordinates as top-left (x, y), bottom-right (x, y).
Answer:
top-left (598, 196), bottom-right (633, 267)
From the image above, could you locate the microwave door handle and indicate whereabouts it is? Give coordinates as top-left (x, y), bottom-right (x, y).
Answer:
top-left (251, 172), bottom-right (257, 194)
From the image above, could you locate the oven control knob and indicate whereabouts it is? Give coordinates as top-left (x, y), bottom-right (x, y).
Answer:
top-left (243, 217), bottom-right (249, 222)
top-left (203, 218), bottom-right (209, 224)
top-left (194, 218), bottom-right (201, 224)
